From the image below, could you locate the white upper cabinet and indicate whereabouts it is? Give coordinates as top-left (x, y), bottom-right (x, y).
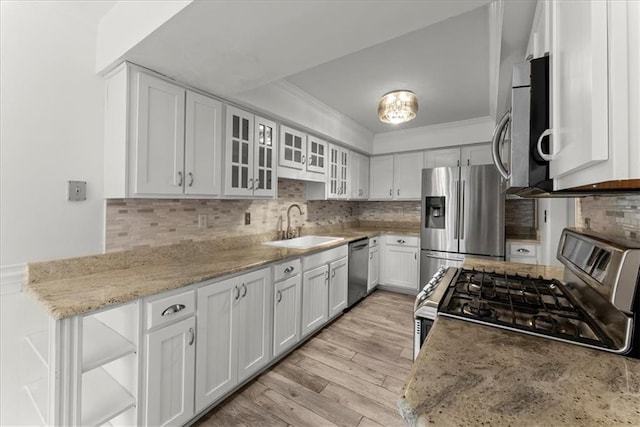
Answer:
top-left (349, 151), bottom-right (370, 200)
top-left (394, 152), bottom-right (423, 200)
top-left (279, 125), bottom-right (306, 170)
top-left (134, 72), bottom-right (186, 196)
top-left (526, 0), bottom-right (552, 60)
top-left (104, 65), bottom-right (223, 199)
top-left (185, 91), bottom-right (223, 196)
top-left (327, 144), bottom-right (349, 199)
top-left (306, 136), bottom-right (327, 174)
top-left (548, 0), bottom-right (639, 189)
top-left (253, 116), bottom-right (277, 197)
top-left (370, 152), bottom-right (423, 200)
top-left (369, 155), bottom-right (395, 199)
top-left (548, 0), bottom-right (609, 181)
top-left (424, 143), bottom-right (492, 168)
top-left (224, 107), bottom-right (276, 197)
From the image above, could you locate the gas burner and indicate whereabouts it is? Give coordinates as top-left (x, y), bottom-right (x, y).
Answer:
top-left (462, 300), bottom-right (497, 319)
top-left (529, 315), bottom-right (557, 332)
top-left (464, 273), bottom-right (494, 294)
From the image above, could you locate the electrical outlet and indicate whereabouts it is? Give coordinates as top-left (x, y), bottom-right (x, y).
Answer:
top-left (245, 212), bottom-right (251, 225)
top-left (198, 214), bottom-right (207, 229)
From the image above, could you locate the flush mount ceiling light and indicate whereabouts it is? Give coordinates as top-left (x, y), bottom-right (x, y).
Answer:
top-left (377, 90), bottom-right (419, 124)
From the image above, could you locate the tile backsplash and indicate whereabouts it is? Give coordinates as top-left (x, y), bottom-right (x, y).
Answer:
top-left (575, 195), bottom-right (640, 242)
top-left (106, 179), bottom-right (362, 252)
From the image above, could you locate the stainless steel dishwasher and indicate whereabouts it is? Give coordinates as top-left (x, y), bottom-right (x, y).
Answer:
top-left (347, 238), bottom-right (369, 307)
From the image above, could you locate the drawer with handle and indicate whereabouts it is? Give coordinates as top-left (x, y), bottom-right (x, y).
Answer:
top-left (273, 258), bottom-right (302, 282)
top-left (384, 235), bottom-right (419, 247)
top-left (145, 289), bottom-right (195, 330)
top-left (509, 243), bottom-right (537, 257)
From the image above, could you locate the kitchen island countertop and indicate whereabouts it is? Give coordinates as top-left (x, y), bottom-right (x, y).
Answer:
top-left (24, 225), bottom-right (418, 319)
top-left (398, 259), bottom-right (640, 426)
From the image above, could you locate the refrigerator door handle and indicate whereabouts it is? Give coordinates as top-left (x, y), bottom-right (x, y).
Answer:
top-left (454, 180), bottom-right (460, 239)
top-left (460, 180), bottom-right (466, 240)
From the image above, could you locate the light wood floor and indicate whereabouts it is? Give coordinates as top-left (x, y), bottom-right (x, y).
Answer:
top-left (194, 290), bottom-right (415, 427)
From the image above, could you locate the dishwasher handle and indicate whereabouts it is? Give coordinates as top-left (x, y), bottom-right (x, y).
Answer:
top-left (351, 243), bottom-right (368, 251)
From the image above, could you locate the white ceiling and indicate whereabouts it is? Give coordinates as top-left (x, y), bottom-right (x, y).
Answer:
top-left (285, 5), bottom-right (490, 134)
top-left (100, 0), bottom-right (534, 135)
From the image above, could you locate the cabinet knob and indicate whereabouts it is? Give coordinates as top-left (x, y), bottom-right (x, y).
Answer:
top-left (284, 266), bottom-right (295, 274)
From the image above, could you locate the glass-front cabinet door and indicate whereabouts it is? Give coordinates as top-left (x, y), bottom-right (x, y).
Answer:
top-left (279, 126), bottom-right (306, 170)
top-left (253, 116), bottom-right (277, 197)
top-left (224, 106), bottom-right (254, 196)
top-left (307, 136), bottom-right (327, 174)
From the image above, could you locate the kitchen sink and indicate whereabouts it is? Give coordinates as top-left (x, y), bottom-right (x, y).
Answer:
top-left (262, 235), bottom-right (344, 249)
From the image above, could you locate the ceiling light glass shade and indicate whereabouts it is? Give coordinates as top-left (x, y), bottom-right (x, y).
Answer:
top-left (378, 90), bottom-right (419, 124)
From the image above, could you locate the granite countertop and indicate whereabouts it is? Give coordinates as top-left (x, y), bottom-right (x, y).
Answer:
top-left (24, 225), bottom-right (418, 319)
top-left (398, 259), bottom-right (640, 426)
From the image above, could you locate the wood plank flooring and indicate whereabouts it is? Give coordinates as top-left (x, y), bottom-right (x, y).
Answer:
top-left (194, 290), bottom-right (415, 427)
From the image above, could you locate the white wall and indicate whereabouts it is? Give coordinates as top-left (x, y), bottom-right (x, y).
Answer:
top-left (1, 2), bottom-right (113, 424)
top-left (0, 1), bottom-right (112, 266)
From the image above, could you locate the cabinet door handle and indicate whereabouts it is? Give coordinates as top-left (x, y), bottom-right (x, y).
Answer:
top-left (397, 189), bottom-right (400, 196)
top-left (517, 248), bottom-right (531, 254)
top-left (325, 271), bottom-right (329, 280)
top-left (233, 285), bottom-right (240, 300)
top-left (162, 304), bottom-right (186, 316)
top-left (302, 155), bottom-right (306, 164)
top-left (397, 239), bottom-right (406, 244)
top-left (249, 178), bottom-right (254, 190)
top-left (331, 269), bottom-right (336, 278)
top-left (188, 172), bottom-right (194, 187)
top-left (389, 189), bottom-right (392, 196)
top-left (284, 266), bottom-right (295, 274)
top-left (241, 283), bottom-right (247, 298)
top-left (188, 327), bottom-right (195, 346)
top-left (254, 179), bottom-right (260, 190)
top-left (370, 253), bottom-right (373, 260)
top-left (414, 252), bottom-right (417, 260)
top-left (177, 171), bottom-right (183, 186)
top-left (276, 290), bottom-right (282, 303)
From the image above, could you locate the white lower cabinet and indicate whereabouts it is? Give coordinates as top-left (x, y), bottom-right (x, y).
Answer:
top-left (380, 235), bottom-right (419, 291)
top-left (301, 245), bottom-right (348, 338)
top-left (273, 274), bottom-right (302, 357)
top-left (302, 265), bottom-right (330, 337)
top-left (328, 257), bottom-right (348, 318)
top-left (144, 316), bottom-right (195, 427)
top-left (194, 267), bottom-right (271, 413)
top-left (368, 237), bottom-right (380, 292)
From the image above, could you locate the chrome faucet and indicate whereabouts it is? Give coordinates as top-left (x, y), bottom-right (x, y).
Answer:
top-left (286, 203), bottom-right (304, 239)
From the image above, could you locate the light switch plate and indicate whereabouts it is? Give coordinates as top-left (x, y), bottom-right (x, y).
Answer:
top-left (68, 181), bottom-right (86, 201)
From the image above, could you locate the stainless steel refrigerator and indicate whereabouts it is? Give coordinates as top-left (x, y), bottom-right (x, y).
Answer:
top-left (420, 165), bottom-right (504, 286)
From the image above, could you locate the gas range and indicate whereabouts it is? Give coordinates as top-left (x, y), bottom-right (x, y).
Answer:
top-left (414, 228), bottom-right (640, 359)
top-left (438, 268), bottom-right (614, 350)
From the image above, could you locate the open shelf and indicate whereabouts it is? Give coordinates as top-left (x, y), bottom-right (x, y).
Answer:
top-left (24, 378), bottom-right (48, 425)
top-left (81, 367), bottom-right (135, 427)
top-left (82, 317), bottom-right (136, 373)
top-left (25, 330), bottom-right (49, 369)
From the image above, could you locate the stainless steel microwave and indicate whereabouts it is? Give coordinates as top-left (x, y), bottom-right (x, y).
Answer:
top-left (491, 56), bottom-right (552, 196)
